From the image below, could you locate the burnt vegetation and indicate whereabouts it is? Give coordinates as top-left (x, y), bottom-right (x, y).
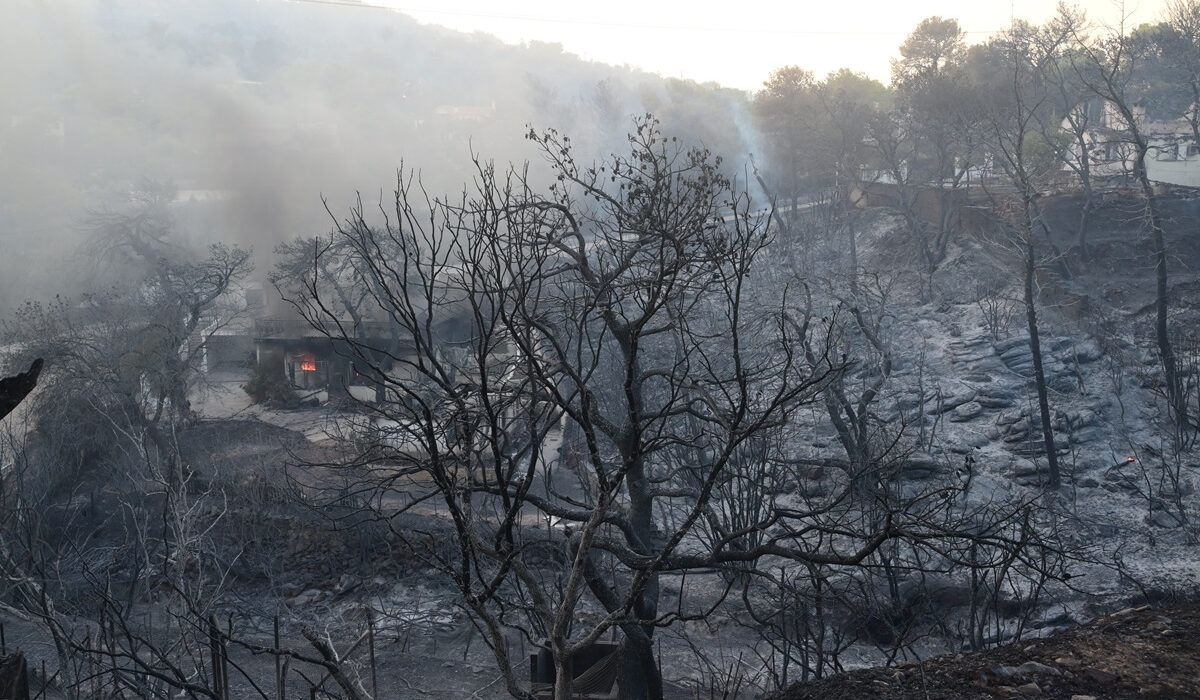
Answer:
top-left (3, 2), bottom-right (1200, 699)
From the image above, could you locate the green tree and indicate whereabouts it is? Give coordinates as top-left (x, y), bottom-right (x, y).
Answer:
top-left (891, 16), bottom-right (967, 91)
top-left (754, 66), bottom-right (823, 201)
top-left (892, 17), bottom-right (981, 277)
top-left (817, 69), bottom-right (890, 291)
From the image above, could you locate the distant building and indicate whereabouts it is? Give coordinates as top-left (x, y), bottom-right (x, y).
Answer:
top-left (252, 317), bottom-right (412, 402)
top-left (1072, 102), bottom-right (1200, 188)
top-left (433, 101), bottom-right (496, 122)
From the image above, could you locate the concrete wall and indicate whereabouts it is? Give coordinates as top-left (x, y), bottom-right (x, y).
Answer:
top-left (1147, 140), bottom-right (1200, 188)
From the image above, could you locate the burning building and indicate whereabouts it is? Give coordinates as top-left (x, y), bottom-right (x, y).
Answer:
top-left (251, 317), bottom-right (409, 402)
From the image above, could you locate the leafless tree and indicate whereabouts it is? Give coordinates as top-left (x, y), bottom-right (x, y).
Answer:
top-left (1071, 16), bottom-right (1188, 445)
top-left (276, 118), bottom-right (958, 700)
top-left (977, 20), bottom-right (1072, 488)
top-left (1037, 7), bottom-right (1101, 263)
top-left (804, 277), bottom-right (897, 499)
top-left (0, 202), bottom-right (254, 697)
top-left (276, 117), bottom-right (1090, 699)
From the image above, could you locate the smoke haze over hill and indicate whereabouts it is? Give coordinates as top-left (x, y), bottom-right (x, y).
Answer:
top-left (0, 0), bottom-right (759, 308)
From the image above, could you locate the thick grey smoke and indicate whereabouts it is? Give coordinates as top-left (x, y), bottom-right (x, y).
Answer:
top-left (0, 0), bottom-right (757, 309)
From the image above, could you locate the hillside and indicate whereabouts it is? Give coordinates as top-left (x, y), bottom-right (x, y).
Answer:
top-left (772, 600), bottom-right (1200, 699)
top-left (3, 119), bottom-right (1200, 699)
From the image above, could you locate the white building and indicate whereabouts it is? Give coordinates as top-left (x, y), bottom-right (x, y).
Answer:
top-left (1073, 101), bottom-right (1200, 188)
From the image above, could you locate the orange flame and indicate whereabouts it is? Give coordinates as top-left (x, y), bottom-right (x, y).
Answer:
top-left (300, 359), bottom-right (317, 372)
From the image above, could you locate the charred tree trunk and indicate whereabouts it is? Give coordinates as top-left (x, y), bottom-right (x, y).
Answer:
top-left (1131, 151), bottom-right (1186, 442)
top-left (843, 187), bottom-right (861, 298)
top-left (620, 630), bottom-right (661, 700)
top-left (580, 545), bottom-right (663, 700)
top-left (0, 652), bottom-right (29, 700)
top-left (1021, 202), bottom-right (1060, 488)
top-left (1076, 174), bottom-right (1094, 265)
top-left (1075, 35), bottom-right (1186, 442)
top-left (619, 394), bottom-right (663, 700)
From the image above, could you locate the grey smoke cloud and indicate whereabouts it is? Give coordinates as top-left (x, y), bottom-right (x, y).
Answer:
top-left (0, 0), bottom-right (757, 310)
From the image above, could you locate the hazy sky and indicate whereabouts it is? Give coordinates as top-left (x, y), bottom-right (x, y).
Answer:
top-left (381, 0), bottom-right (1171, 90)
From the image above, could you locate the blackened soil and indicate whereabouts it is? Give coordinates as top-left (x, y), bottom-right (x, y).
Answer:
top-left (770, 601), bottom-right (1200, 699)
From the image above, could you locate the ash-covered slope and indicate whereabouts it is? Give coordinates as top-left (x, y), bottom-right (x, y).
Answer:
top-left (770, 192), bottom-right (1200, 641)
